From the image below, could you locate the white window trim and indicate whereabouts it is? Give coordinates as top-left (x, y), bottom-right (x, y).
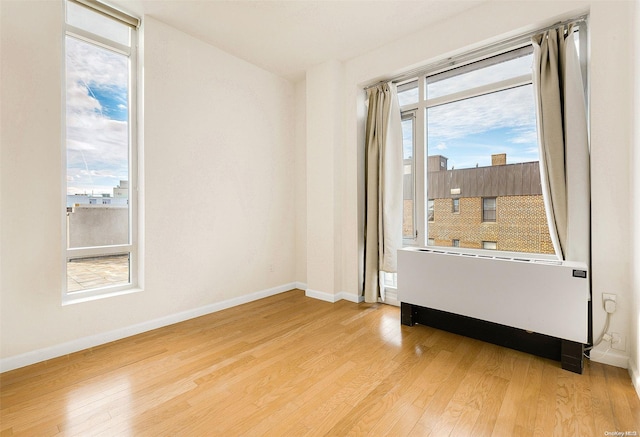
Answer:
top-left (402, 111), bottom-right (418, 245)
top-left (62, 0), bottom-right (140, 305)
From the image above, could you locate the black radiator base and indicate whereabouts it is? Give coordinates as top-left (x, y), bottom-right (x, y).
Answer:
top-left (400, 302), bottom-right (583, 374)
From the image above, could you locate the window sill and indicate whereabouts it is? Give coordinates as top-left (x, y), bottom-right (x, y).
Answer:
top-left (62, 286), bottom-right (143, 306)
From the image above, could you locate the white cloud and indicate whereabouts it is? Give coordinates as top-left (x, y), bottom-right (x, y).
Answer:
top-left (428, 85), bottom-right (536, 142)
top-left (65, 36), bottom-right (129, 194)
top-left (509, 126), bottom-right (538, 145)
top-left (435, 143), bottom-right (447, 150)
top-left (428, 53), bottom-right (533, 100)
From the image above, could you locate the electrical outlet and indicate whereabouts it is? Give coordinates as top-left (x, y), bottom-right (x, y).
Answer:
top-left (602, 293), bottom-right (616, 303)
top-left (602, 293), bottom-right (617, 313)
top-left (611, 332), bottom-right (626, 351)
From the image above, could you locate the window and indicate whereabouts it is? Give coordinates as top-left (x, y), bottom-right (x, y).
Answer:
top-left (64, 0), bottom-right (139, 302)
top-left (378, 19), bottom-right (586, 295)
top-left (395, 35), bottom-right (588, 255)
top-left (482, 197), bottom-right (496, 222)
top-left (482, 241), bottom-right (497, 250)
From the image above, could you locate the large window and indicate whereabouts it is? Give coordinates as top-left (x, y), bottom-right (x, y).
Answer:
top-left (398, 43), bottom-right (569, 256)
top-left (64, 0), bottom-right (139, 302)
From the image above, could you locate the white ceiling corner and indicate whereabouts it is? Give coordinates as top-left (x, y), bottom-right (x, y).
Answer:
top-left (114, 0), bottom-right (487, 81)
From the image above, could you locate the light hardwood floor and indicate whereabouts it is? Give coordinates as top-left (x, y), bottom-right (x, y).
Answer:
top-left (1, 289), bottom-right (639, 436)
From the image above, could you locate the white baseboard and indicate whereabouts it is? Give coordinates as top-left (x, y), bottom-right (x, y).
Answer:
top-left (0, 282), bottom-right (296, 373)
top-left (304, 288), bottom-right (363, 303)
top-left (305, 288), bottom-right (339, 302)
top-left (338, 291), bottom-right (364, 303)
top-left (590, 347), bottom-right (630, 369)
top-left (629, 358), bottom-right (640, 399)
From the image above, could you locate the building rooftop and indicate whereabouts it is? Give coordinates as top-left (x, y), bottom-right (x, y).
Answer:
top-left (67, 254), bottom-right (129, 292)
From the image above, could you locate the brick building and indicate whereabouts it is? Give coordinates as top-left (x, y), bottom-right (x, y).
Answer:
top-left (423, 153), bottom-right (554, 254)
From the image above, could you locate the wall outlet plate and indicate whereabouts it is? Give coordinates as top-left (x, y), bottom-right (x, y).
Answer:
top-left (602, 293), bottom-right (616, 303)
top-left (611, 332), bottom-right (626, 351)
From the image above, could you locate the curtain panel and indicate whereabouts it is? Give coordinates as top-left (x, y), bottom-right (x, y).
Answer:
top-left (363, 82), bottom-right (403, 303)
top-left (532, 25), bottom-right (590, 263)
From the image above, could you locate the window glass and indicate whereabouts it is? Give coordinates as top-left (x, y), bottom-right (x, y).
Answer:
top-left (427, 85), bottom-right (538, 169)
top-left (482, 197), bottom-right (497, 222)
top-left (66, 35), bottom-right (130, 249)
top-left (427, 50), bottom-right (533, 100)
top-left (398, 80), bottom-right (419, 106)
top-left (67, 254), bottom-right (130, 292)
top-left (424, 48), bottom-right (554, 254)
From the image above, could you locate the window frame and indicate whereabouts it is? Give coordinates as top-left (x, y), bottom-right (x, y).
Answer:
top-left (482, 197), bottom-right (497, 223)
top-left (397, 43), bottom-right (570, 258)
top-left (62, 0), bottom-right (140, 304)
top-left (401, 111), bottom-right (418, 244)
top-left (482, 241), bottom-right (498, 250)
top-left (398, 45), bottom-right (540, 251)
top-left (452, 198), bottom-right (460, 214)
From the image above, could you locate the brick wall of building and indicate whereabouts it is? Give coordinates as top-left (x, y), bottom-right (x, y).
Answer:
top-left (427, 195), bottom-right (554, 254)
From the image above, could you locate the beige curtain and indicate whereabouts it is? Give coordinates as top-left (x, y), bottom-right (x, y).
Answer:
top-left (363, 82), bottom-right (403, 303)
top-left (532, 25), bottom-right (590, 263)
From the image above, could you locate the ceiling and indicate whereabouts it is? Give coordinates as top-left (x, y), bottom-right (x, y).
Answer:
top-left (114, 0), bottom-right (486, 81)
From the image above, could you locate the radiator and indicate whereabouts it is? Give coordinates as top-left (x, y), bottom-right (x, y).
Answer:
top-left (397, 248), bottom-right (590, 344)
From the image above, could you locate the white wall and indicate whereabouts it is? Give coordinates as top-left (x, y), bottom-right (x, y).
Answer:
top-left (0, 3), bottom-right (296, 368)
top-left (336, 0), bottom-right (636, 368)
top-left (305, 61), bottom-right (346, 301)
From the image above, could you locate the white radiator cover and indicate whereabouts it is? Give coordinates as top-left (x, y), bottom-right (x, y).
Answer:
top-left (398, 248), bottom-right (590, 344)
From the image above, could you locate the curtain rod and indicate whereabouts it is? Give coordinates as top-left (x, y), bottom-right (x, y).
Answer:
top-left (364, 14), bottom-right (588, 91)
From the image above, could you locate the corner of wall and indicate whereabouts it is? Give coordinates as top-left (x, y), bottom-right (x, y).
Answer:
top-left (589, 347), bottom-right (630, 370)
top-left (294, 78), bottom-right (307, 285)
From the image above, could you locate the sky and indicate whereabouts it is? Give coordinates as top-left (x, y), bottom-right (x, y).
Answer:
top-left (427, 84), bottom-right (538, 169)
top-left (66, 34), bottom-right (129, 196)
top-left (400, 52), bottom-right (540, 170)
